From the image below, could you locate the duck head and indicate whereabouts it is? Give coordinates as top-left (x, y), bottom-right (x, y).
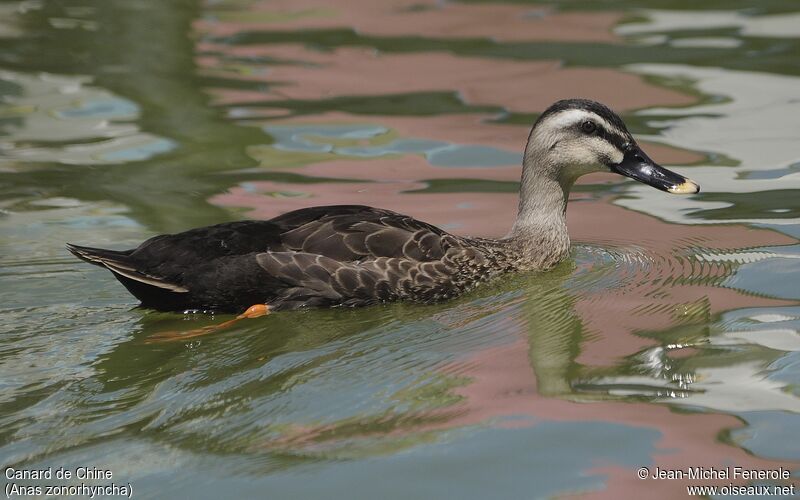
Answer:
top-left (523, 99), bottom-right (699, 194)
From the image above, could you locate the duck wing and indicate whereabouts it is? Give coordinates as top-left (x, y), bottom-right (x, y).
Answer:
top-left (252, 243), bottom-right (472, 310)
top-left (123, 205), bottom-right (449, 270)
top-left (238, 206), bottom-right (481, 309)
top-left (247, 205), bottom-right (489, 309)
top-left (273, 205), bottom-right (450, 262)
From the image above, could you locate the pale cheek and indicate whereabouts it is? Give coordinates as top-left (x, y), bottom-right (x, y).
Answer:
top-left (592, 137), bottom-right (623, 165)
top-left (558, 139), bottom-right (610, 167)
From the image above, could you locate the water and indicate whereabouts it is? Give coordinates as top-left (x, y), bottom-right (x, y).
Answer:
top-left (1, 0), bottom-right (798, 498)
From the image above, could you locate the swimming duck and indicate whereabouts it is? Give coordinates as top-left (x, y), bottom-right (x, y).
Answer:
top-left (67, 99), bottom-right (698, 316)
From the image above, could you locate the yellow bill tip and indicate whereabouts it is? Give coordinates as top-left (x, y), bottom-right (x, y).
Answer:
top-left (668, 179), bottom-right (700, 194)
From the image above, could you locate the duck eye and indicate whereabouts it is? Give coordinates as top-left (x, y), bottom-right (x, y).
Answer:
top-left (580, 121), bottom-right (597, 134)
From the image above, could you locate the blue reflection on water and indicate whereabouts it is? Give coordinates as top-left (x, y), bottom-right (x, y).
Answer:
top-left (263, 124), bottom-right (521, 167)
top-left (726, 245), bottom-right (800, 300)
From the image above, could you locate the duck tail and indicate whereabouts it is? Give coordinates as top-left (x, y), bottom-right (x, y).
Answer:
top-left (66, 243), bottom-right (133, 267)
top-left (67, 243), bottom-right (189, 303)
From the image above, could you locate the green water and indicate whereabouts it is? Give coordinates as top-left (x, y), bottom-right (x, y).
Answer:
top-left (1, 1), bottom-right (799, 498)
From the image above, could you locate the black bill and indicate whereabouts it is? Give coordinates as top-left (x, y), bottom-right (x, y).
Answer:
top-left (610, 143), bottom-right (699, 194)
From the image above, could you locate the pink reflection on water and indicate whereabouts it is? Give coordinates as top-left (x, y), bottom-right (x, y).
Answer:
top-left (211, 177), bottom-right (518, 234)
top-left (567, 199), bottom-right (796, 366)
top-left (197, 0), bottom-right (623, 43)
top-left (199, 45), bottom-right (696, 113)
top-left (245, 113), bottom-right (704, 165)
top-left (452, 338), bottom-right (792, 499)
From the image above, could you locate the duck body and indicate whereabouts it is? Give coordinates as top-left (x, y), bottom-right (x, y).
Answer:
top-left (68, 205), bottom-right (563, 313)
top-left (68, 99), bottom-right (698, 314)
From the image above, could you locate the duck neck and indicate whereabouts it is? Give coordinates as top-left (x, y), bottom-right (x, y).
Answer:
top-left (506, 153), bottom-right (574, 267)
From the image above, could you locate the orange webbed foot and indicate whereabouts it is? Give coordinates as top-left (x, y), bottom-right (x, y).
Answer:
top-left (238, 304), bottom-right (270, 319)
top-left (146, 304), bottom-right (271, 343)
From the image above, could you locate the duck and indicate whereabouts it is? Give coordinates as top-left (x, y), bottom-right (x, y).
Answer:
top-left (67, 99), bottom-right (699, 317)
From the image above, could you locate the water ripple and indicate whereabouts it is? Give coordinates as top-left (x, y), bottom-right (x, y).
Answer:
top-left (0, 70), bottom-right (175, 166)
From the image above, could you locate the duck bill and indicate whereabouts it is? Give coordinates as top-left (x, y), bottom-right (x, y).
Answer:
top-left (610, 144), bottom-right (699, 194)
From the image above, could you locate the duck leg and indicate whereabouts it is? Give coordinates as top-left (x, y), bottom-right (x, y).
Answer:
top-left (146, 304), bottom-right (270, 343)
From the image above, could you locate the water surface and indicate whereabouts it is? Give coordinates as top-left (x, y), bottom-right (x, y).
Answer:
top-left (1, 1), bottom-right (798, 498)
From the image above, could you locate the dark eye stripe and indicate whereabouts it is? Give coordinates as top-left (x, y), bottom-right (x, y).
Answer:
top-left (593, 125), bottom-right (629, 151)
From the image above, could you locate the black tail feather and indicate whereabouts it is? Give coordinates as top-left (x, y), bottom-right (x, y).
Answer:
top-left (66, 243), bottom-right (189, 300)
top-left (66, 243), bottom-right (133, 267)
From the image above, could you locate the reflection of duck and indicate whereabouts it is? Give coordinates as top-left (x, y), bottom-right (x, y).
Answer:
top-left (67, 99), bottom-right (699, 314)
